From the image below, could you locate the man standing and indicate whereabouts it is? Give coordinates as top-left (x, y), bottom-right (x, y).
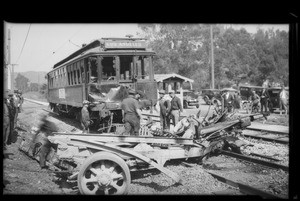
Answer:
top-left (121, 89), bottom-right (143, 136)
top-left (3, 92), bottom-right (11, 150)
top-left (169, 90), bottom-right (183, 127)
top-left (248, 90), bottom-right (261, 113)
top-left (279, 85), bottom-right (288, 115)
top-left (156, 89), bottom-right (171, 131)
top-left (7, 92), bottom-right (16, 138)
top-left (81, 100), bottom-right (91, 134)
top-left (221, 90), bottom-right (234, 113)
top-left (260, 87), bottom-right (269, 113)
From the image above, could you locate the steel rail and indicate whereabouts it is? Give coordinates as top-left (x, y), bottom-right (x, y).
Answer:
top-left (245, 127), bottom-right (288, 135)
top-left (220, 150), bottom-right (289, 172)
top-left (242, 132), bottom-right (289, 144)
top-left (250, 152), bottom-right (281, 162)
top-left (205, 170), bottom-right (281, 199)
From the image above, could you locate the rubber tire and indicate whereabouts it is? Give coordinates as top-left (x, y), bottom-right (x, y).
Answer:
top-left (242, 102), bottom-right (248, 110)
top-left (77, 151), bottom-right (131, 195)
top-left (183, 101), bottom-right (188, 109)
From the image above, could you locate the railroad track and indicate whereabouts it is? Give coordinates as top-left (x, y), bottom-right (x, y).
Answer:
top-left (219, 150), bottom-right (289, 172)
top-left (202, 149), bottom-right (288, 198)
top-left (205, 170), bottom-right (282, 198)
top-left (242, 129), bottom-right (289, 144)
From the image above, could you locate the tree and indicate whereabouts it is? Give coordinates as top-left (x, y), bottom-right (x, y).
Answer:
top-left (15, 73), bottom-right (29, 92)
top-left (29, 83), bottom-right (39, 91)
top-left (137, 24), bottom-right (225, 90)
top-left (137, 24), bottom-right (289, 89)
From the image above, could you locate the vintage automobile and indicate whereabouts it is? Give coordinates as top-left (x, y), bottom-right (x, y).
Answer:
top-left (268, 87), bottom-right (289, 113)
top-left (183, 90), bottom-right (199, 109)
top-left (201, 89), bottom-right (222, 105)
top-left (239, 85), bottom-right (264, 110)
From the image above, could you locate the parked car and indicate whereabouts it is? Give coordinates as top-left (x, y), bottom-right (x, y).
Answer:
top-left (183, 90), bottom-right (199, 109)
top-left (267, 87), bottom-right (289, 113)
top-left (200, 89), bottom-right (222, 105)
top-left (239, 85), bottom-right (264, 110)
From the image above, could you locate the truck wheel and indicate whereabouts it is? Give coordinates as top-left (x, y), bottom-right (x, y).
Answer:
top-left (78, 152), bottom-right (131, 195)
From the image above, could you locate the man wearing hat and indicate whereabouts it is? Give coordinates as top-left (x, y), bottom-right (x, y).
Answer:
top-left (156, 89), bottom-right (171, 131)
top-left (7, 91), bottom-right (17, 139)
top-left (121, 89), bottom-right (143, 136)
top-left (168, 90), bottom-right (183, 127)
top-left (3, 91), bottom-right (11, 150)
top-left (81, 100), bottom-right (91, 133)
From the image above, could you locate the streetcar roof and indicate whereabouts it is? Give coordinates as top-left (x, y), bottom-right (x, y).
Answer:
top-left (53, 38), bottom-right (155, 69)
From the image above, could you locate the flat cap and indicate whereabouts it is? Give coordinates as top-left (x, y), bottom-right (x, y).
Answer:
top-left (159, 89), bottom-right (166, 94)
top-left (83, 100), bottom-right (90, 105)
top-left (128, 89), bottom-right (137, 95)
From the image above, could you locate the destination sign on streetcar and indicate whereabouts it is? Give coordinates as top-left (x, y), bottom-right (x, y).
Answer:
top-left (104, 41), bottom-right (146, 49)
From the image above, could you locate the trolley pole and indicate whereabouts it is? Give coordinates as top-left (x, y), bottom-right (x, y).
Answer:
top-left (210, 25), bottom-right (215, 89)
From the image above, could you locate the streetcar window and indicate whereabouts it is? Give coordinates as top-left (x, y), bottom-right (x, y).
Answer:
top-left (119, 56), bottom-right (133, 80)
top-left (73, 63), bottom-right (77, 85)
top-left (63, 67), bottom-right (67, 86)
top-left (85, 58), bottom-right (89, 83)
top-left (80, 60), bottom-right (85, 83)
top-left (76, 62), bottom-right (81, 84)
top-left (67, 66), bottom-right (70, 86)
top-left (58, 69), bottom-right (61, 87)
top-left (101, 57), bottom-right (116, 81)
top-left (89, 57), bottom-right (98, 83)
top-left (136, 56), bottom-right (150, 80)
top-left (54, 70), bottom-right (57, 87)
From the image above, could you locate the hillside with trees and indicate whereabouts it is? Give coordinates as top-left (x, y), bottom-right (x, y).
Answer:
top-left (14, 71), bottom-right (47, 94)
top-left (137, 24), bottom-right (289, 90)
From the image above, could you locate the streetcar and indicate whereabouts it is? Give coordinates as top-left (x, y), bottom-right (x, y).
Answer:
top-left (46, 36), bottom-right (158, 132)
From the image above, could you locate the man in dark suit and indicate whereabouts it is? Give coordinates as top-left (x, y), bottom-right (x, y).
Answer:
top-left (121, 89), bottom-right (143, 136)
top-left (169, 90), bottom-right (183, 126)
top-left (157, 89), bottom-right (171, 131)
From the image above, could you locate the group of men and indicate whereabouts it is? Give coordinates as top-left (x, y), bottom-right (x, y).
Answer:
top-left (3, 89), bottom-right (24, 150)
top-left (80, 88), bottom-right (184, 136)
top-left (120, 88), bottom-right (184, 135)
top-left (155, 89), bottom-right (183, 132)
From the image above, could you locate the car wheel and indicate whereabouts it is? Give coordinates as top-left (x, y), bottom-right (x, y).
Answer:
top-left (242, 102), bottom-right (248, 110)
top-left (183, 101), bottom-right (188, 109)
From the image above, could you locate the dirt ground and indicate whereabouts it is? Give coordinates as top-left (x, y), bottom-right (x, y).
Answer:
top-left (2, 96), bottom-right (290, 196)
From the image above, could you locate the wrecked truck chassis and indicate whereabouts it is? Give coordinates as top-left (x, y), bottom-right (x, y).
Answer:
top-left (47, 133), bottom-right (206, 195)
top-left (21, 113), bottom-right (265, 195)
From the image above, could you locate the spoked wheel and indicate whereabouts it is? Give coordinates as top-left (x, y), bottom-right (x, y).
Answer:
top-left (78, 152), bottom-right (131, 195)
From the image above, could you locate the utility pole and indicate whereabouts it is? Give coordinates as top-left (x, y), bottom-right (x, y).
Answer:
top-left (8, 28), bottom-right (18, 91)
top-left (210, 24), bottom-right (215, 89)
top-left (4, 26), bottom-right (9, 93)
top-left (11, 64), bottom-right (18, 91)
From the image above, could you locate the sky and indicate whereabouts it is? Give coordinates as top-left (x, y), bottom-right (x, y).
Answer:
top-left (4, 23), bottom-right (289, 73)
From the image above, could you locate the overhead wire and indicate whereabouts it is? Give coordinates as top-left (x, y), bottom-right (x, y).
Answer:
top-left (36, 27), bottom-right (83, 68)
top-left (16, 24), bottom-right (31, 64)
